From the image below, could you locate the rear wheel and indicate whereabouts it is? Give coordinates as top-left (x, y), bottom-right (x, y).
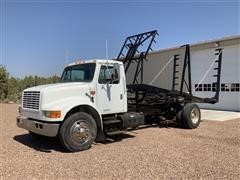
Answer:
top-left (176, 109), bottom-right (184, 128)
top-left (181, 103), bottom-right (201, 129)
top-left (59, 112), bottom-right (97, 152)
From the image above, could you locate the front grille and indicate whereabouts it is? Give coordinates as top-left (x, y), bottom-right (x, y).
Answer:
top-left (22, 91), bottom-right (40, 110)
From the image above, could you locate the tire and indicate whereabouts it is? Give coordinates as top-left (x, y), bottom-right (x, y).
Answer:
top-left (59, 112), bottom-right (97, 152)
top-left (176, 109), bottom-right (184, 128)
top-left (29, 131), bottom-right (45, 139)
top-left (182, 103), bottom-right (201, 129)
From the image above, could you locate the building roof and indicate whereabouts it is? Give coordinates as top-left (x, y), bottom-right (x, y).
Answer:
top-left (150, 34), bottom-right (240, 54)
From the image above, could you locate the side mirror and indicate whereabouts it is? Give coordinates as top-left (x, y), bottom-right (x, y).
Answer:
top-left (112, 63), bottom-right (120, 81)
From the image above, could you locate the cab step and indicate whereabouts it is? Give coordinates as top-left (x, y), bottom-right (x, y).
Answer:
top-left (103, 119), bottom-right (121, 125)
top-left (106, 130), bottom-right (124, 136)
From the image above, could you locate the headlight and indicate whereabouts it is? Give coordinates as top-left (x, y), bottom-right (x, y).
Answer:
top-left (43, 110), bottom-right (61, 118)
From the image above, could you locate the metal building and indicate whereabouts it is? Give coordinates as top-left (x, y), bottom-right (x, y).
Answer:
top-left (126, 35), bottom-right (240, 111)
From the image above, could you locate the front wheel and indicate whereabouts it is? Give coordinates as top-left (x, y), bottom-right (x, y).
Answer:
top-left (181, 103), bottom-right (201, 129)
top-left (59, 112), bottom-right (97, 152)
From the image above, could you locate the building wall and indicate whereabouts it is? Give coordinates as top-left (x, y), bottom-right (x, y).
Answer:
top-left (192, 43), bottom-right (240, 111)
top-left (126, 48), bottom-right (186, 91)
top-left (125, 38), bottom-right (240, 111)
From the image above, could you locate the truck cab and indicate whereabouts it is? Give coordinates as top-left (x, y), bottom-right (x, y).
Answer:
top-left (17, 60), bottom-right (129, 151)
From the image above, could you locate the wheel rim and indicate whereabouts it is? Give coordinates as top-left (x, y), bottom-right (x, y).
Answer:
top-left (70, 120), bottom-right (91, 145)
top-left (191, 108), bottom-right (200, 124)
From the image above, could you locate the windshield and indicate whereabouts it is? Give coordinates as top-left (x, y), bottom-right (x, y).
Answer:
top-left (61, 63), bottom-right (96, 82)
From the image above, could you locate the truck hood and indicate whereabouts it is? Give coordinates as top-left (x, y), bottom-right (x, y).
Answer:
top-left (24, 82), bottom-right (89, 92)
top-left (23, 82), bottom-right (95, 112)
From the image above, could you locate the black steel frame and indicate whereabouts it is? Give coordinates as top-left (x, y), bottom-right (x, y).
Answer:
top-left (180, 45), bottom-right (192, 96)
top-left (116, 30), bottom-right (158, 84)
top-left (117, 30), bottom-right (223, 114)
top-left (213, 48), bottom-right (223, 102)
top-left (173, 45), bottom-right (223, 104)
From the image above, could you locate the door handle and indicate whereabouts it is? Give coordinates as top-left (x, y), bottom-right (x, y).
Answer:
top-left (120, 94), bottom-right (123, 100)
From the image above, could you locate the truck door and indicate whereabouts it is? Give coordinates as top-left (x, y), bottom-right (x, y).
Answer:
top-left (96, 64), bottom-right (124, 114)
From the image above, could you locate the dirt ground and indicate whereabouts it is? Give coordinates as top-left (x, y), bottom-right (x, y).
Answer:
top-left (0, 103), bottom-right (239, 179)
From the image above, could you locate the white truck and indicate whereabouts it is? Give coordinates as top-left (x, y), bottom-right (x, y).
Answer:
top-left (17, 31), bottom-right (223, 152)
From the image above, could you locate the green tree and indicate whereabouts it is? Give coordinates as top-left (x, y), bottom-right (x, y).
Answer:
top-left (7, 77), bottom-right (19, 102)
top-left (0, 65), bottom-right (9, 100)
top-left (0, 65), bottom-right (61, 102)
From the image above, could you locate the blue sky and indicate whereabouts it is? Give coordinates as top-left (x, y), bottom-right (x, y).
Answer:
top-left (0, 0), bottom-right (239, 78)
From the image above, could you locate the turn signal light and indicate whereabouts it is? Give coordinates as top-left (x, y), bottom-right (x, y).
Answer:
top-left (43, 111), bottom-right (61, 118)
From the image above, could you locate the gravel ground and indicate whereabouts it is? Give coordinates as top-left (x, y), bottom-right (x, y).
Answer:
top-left (1, 103), bottom-right (240, 179)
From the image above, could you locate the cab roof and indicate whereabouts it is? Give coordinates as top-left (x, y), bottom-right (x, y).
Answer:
top-left (66, 59), bottom-right (122, 67)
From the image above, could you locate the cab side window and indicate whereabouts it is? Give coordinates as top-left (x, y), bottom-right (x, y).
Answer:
top-left (98, 65), bottom-right (119, 84)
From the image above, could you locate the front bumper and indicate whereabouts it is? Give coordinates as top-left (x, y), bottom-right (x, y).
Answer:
top-left (16, 116), bottom-right (60, 137)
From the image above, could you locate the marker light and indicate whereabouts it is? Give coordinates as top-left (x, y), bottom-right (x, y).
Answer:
top-left (90, 90), bottom-right (96, 96)
top-left (19, 106), bottom-right (22, 115)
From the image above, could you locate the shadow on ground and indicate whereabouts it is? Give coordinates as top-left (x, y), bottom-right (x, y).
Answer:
top-left (102, 120), bottom-right (179, 144)
top-left (13, 132), bottom-right (137, 153)
top-left (13, 134), bottom-right (66, 153)
top-left (102, 133), bottom-right (135, 144)
top-left (13, 121), bottom-right (179, 153)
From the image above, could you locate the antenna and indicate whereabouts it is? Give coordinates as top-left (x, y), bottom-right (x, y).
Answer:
top-left (65, 50), bottom-right (69, 65)
top-left (105, 39), bottom-right (108, 60)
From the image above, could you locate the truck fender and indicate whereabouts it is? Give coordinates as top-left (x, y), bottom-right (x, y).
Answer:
top-left (64, 104), bottom-right (102, 127)
top-left (63, 103), bottom-right (105, 142)
top-left (43, 97), bottom-right (103, 130)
